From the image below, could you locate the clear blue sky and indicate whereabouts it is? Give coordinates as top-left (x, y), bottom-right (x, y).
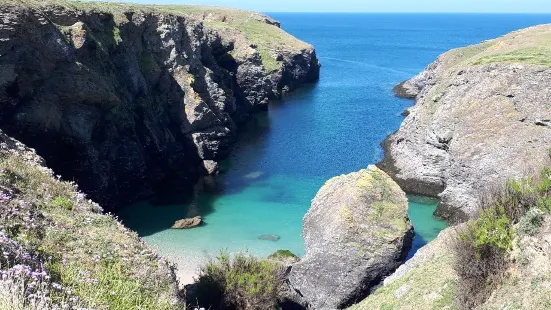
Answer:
top-left (97, 0), bottom-right (551, 13)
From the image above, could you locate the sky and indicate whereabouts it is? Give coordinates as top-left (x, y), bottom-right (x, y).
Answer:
top-left (99, 0), bottom-right (551, 13)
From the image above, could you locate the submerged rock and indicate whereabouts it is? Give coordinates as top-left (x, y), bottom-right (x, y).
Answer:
top-left (289, 165), bottom-right (413, 309)
top-left (171, 216), bottom-right (202, 229)
top-left (258, 234), bottom-right (280, 242)
top-left (380, 24), bottom-right (551, 222)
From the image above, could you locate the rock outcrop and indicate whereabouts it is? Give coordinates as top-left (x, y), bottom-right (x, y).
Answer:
top-left (379, 24), bottom-right (551, 221)
top-left (350, 214), bottom-right (551, 310)
top-left (171, 216), bottom-right (202, 229)
top-left (289, 166), bottom-right (413, 309)
top-left (0, 0), bottom-right (320, 210)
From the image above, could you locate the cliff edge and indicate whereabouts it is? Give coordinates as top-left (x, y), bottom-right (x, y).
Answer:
top-left (0, 0), bottom-right (320, 209)
top-left (379, 24), bottom-right (551, 221)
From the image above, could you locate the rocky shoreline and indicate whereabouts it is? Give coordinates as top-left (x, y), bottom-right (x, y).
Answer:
top-left (379, 25), bottom-right (551, 222)
top-left (0, 0), bottom-right (320, 211)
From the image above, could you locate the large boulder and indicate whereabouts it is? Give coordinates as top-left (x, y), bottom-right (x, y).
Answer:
top-left (289, 165), bottom-right (414, 309)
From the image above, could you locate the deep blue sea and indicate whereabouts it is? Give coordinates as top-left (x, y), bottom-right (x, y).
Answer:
top-left (119, 14), bottom-right (551, 281)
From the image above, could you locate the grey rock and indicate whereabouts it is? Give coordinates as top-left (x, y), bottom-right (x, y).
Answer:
top-left (171, 216), bottom-right (202, 229)
top-left (380, 25), bottom-right (551, 222)
top-left (0, 1), bottom-right (320, 210)
top-left (288, 166), bottom-right (413, 309)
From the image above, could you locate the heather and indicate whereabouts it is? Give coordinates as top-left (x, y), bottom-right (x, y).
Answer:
top-left (0, 131), bottom-right (180, 309)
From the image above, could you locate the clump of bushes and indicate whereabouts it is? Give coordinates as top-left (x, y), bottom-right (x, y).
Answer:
top-left (191, 251), bottom-right (286, 310)
top-left (267, 250), bottom-right (298, 261)
top-left (453, 164), bottom-right (551, 309)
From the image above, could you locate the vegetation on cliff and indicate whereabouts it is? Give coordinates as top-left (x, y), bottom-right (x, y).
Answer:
top-left (14, 0), bottom-right (313, 73)
top-left (0, 132), bottom-right (179, 308)
top-left (351, 158), bottom-right (551, 310)
top-left (380, 24), bottom-right (551, 221)
top-left (1, 0), bottom-right (319, 211)
top-left (189, 251), bottom-right (286, 310)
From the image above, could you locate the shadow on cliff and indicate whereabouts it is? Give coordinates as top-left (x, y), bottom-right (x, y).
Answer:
top-left (118, 111), bottom-right (275, 237)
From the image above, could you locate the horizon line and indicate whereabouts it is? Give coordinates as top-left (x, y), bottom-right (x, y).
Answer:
top-left (261, 11), bottom-right (551, 14)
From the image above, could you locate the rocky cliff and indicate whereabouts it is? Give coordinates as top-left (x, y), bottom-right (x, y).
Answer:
top-left (379, 24), bottom-right (551, 221)
top-left (289, 166), bottom-right (413, 309)
top-left (0, 0), bottom-right (320, 209)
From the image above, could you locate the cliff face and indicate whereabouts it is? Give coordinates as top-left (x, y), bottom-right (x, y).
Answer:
top-left (379, 24), bottom-right (551, 221)
top-left (0, 0), bottom-right (320, 209)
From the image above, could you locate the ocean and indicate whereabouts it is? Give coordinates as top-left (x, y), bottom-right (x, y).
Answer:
top-left (118, 13), bottom-right (551, 282)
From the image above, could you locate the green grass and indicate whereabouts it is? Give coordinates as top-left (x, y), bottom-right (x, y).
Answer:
top-left (0, 133), bottom-right (179, 309)
top-left (435, 25), bottom-right (551, 71)
top-left (50, 196), bottom-right (74, 210)
top-left (13, 0), bottom-right (310, 72)
top-left (474, 47), bottom-right (551, 67)
top-left (348, 230), bottom-right (460, 310)
top-left (49, 260), bottom-right (174, 310)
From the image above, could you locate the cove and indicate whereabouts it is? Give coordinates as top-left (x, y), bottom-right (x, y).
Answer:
top-left (118, 13), bottom-right (551, 282)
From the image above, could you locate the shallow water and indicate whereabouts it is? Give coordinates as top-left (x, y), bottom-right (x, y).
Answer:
top-left (119, 13), bottom-right (551, 279)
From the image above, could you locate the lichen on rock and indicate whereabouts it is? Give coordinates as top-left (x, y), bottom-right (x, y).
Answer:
top-left (289, 165), bottom-right (413, 309)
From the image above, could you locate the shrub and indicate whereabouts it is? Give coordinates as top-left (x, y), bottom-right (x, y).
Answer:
top-left (452, 165), bottom-right (551, 309)
top-left (191, 251), bottom-right (286, 310)
top-left (518, 208), bottom-right (544, 236)
top-left (50, 196), bottom-right (73, 211)
top-left (267, 250), bottom-right (298, 260)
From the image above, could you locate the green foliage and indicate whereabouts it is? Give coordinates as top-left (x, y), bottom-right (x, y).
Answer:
top-left (267, 250), bottom-right (298, 260)
top-left (518, 208), bottom-right (544, 236)
top-left (453, 165), bottom-right (551, 309)
top-left (460, 206), bottom-right (513, 257)
top-left (192, 251), bottom-right (285, 310)
top-left (474, 47), bottom-right (551, 67)
top-left (50, 196), bottom-right (74, 211)
top-left (112, 25), bottom-right (122, 45)
top-left (48, 260), bottom-right (173, 310)
top-left (0, 137), bottom-right (178, 309)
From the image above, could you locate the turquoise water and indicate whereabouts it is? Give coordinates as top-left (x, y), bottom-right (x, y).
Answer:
top-left (119, 14), bottom-right (551, 278)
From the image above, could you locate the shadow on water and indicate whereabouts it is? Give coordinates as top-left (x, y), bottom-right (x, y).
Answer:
top-left (405, 195), bottom-right (448, 259)
top-left (118, 109), bottom-right (279, 237)
top-left (406, 233), bottom-right (428, 260)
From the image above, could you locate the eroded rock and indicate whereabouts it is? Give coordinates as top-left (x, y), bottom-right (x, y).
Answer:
top-left (0, 0), bottom-right (320, 210)
top-left (289, 165), bottom-right (413, 309)
top-left (380, 25), bottom-right (551, 221)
